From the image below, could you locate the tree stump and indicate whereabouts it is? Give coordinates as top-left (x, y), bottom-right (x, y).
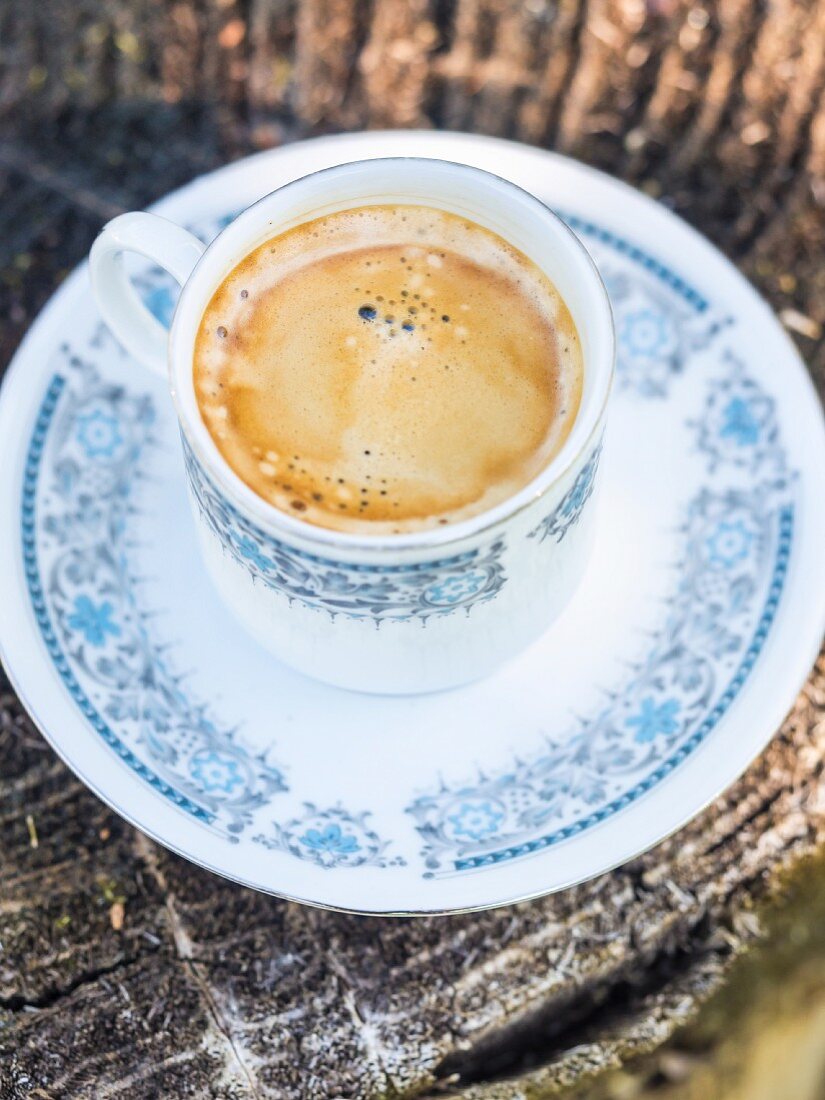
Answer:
top-left (1, 2), bottom-right (824, 1096)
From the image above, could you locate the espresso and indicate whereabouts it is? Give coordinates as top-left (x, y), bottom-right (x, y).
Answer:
top-left (194, 205), bottom-right (583, 534)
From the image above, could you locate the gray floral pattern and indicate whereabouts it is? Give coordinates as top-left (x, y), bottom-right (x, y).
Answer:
top-left (529, 440), bottom-right (603, 544)
top-left (20, 204), bottom-right (797, 886)
top-left (407, 354), bottom-right (795, 874)
top-left (598, 266), bottom-right (729, 397)
top-left (409, 492), bottom-right (791, 873)
top-left (182, 438), bottom-right (507, 622)
top-left (27, 357), bottom-right (404, 866)
top-left (28, 356), bottom-right (288, 835)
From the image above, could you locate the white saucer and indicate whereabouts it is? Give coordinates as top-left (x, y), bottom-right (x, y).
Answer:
top-left (2, 132), bottom-right (824, 915)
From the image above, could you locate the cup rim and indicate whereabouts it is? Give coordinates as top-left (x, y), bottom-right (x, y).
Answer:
top-left (168, 156), bottom-right (615, 553)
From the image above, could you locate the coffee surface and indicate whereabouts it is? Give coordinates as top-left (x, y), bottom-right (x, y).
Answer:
top-left (194, 205), bottom-right (582, 534)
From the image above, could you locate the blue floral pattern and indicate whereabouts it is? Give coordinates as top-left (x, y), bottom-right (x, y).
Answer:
top-left (190, 750), bottom-right (245, 795)
top-left (706, 520), bottom-right (755, 569)
top-left (407, 338), bottom-right (795, 874)
top-left (423, 570), bottom-right (489, 606)
top-left (23, 217), bottom-right (404, 870)
top-left (694, 352), bottom-right (783, 472)
top-left (182, 438), bottom-right (507, 623)
top-left (28, 358), bottom-right (288, 835)
top-left (20, 205), bottom-right (798, 887)
top-left (625, 697), bottom-right (681, 744)
top-left (409, 482), bottom-right (793, 874)
top-left (300, 824), bottom-right (360, 855)
top-left (447, 799), bottom-right (506, 841)
top-left (595, 264), bottom-right (729, 397)
top-left (530, 441), bottom-right (602, 544)
top-left (254, 804), bottom-right (406, 869)
top-left (66, 595), bottom-right (121, 647)
top-left (620, 308), bottom-right (672, 359)
top-left (76, 409), bottom-right (124, 459)
top-left (721, 398), bottom-right (760, 445)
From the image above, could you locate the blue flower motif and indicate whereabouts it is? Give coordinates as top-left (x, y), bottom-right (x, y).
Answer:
top-left (706, 520), bottom-right (754, 568)
top-left (447, 799), bottom-right (505, 841)
top-left (143, 285), bottom-right (176, 328)
top-left (76, 410), bottom-right (123, 459)
top-left (67, 595), bottom-right (121, 646)
top-left (300, 823), bottom-right (360, 854)
top-left (237, 535), bottom-right (273, 571)
top-left (190, 750), bottom-right (244, 795)
top-left (625, 697), bottom-right (681, 744)
top-left (425, 570), bottom-right (488, 606)
top-left (720, 397), bottom-right (760, 446)
top-left (619, 309), bottom-right (670, 359)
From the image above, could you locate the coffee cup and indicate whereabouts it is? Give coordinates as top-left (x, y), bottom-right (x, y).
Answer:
top-left (89, 157), bottom-right (614, 693)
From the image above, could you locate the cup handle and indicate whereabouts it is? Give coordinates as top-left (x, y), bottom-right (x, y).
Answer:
top-left (89, 212), bottom-right (207, 378)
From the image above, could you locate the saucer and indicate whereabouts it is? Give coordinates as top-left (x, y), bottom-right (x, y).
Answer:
top-left (2, 132), bottom-right (824, 915)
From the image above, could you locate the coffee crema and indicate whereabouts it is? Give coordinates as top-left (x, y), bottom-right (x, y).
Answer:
top-left (194, 205), bottom-right (583, 534)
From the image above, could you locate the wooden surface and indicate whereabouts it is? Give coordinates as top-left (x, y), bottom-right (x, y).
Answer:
top-left (1, 2), bottom-right (824, 1096)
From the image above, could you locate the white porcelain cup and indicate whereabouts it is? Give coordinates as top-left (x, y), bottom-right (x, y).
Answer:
top-left (89, 157), bottom-right (614, 694)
